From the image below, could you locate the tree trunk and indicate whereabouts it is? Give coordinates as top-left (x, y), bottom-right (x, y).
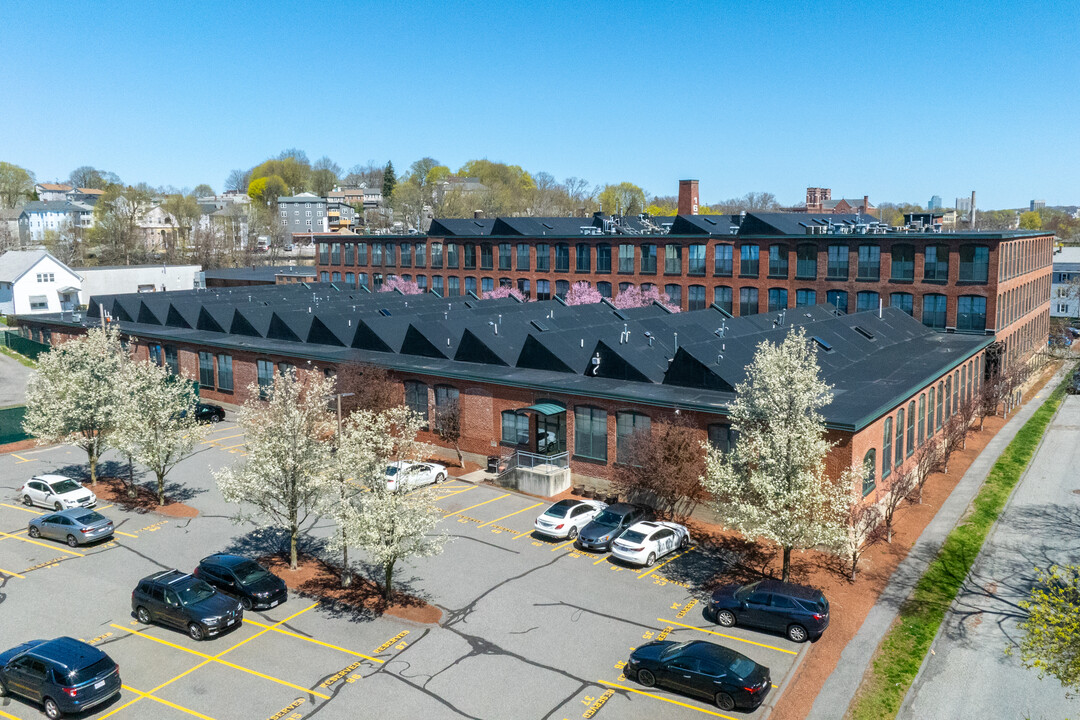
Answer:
top-left (156, 471), bottom-right (165, 506)
top-left (455, 443), bottom-right (463, 469)
top-left (851, 551), bottom-right (858, 582)
top-left (127, 456), bottom-right (137, 497)
top-left (289, 522), bottom-right (299, 570)
top-left (383, 558), bottom-right (396, 602)
top-left (88, 446), bottom-right (98, 486)
top-left (781, 546), bottom-right (792, 582)
top-left (886, 519), bottom-right (893, 544)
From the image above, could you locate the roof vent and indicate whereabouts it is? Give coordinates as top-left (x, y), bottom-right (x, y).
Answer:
top-left (379, 308), bottom-right (391, 316)
top-left (853, 326), bottom-right (875, 341)
top-left (531, 319), bottom-right (549, 332)
top-left (811, 336), bottom-right (833, 352)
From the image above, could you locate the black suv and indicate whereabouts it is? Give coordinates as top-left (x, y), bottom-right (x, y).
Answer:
top-left (707, 579), bottom-right (830, 643)
top-left (576, 503), bottom-right (648, 552)
top-left (194, 554), bottom-right (288, 611)
top-left (0, 637), bottom-right (121, 719)
top-left (194, 403), bottom-right (226, 423)
top-left (131, 570), bottom-right (243, 641)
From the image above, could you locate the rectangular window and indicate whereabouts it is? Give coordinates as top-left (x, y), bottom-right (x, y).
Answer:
top-left (796, 244), bottom-right (816, 279)
top-left (713, 286), bottom-right (732, 313)
top-left (257, 359), bottom-right (274, 399)
top-left (924, 245), bottom-right (948, 280)
top-left (768, 288), bottom-right (788, 312)
top-left (740, 245), bottom-right (760, 276)
top-left (882, 418), bottom-right (893, 479)
top-left (555, 244), bottom-right (570, 272)
top-left (857, 291), bottom-right (880, 313)
top-left (857, 245), bottom-right (880, 280)
top-left (415, 242), bottom-right (426, 268)
top-left (959, 246), bottom-right (989, 283)
top-left (708, 424), bottom-right (736, 453)
top-left (597, 244), bottom-right (612, 273)
top-left (827, 245), bottom-right (848, 279)
top-left (618, 244), bottom-right (634, 272)
top-left (448, 276), bottom-right (460, 296)
top-left (576, 244), bottom-right (591, 272)
top-left (956, 295), bottom-right (987, 332)
top-left (382, 244), bottom-right (397, 267)
top-left (480, 244), bottom-right (493, 270)
top-left (216, 354), bottom-right (233, 391)
top-left (502, 411), bottom-right (529, 445)
top-left (345, 272), bottom-right (354, 285)
top-left (344, 243), bottom-right (354, 265)
top-left (198, 352), bottom-right (215, 389)
top-left (464, 244), bottom-right (475, 269)
top-left (330, 243), bottom-right (341, 264)
top-left (446, 243), bottom-right (459, 269)
top-left (536, 279), bottom-right (551, 300)
top-left (481, 277), bottom-right (493, 293)
top-left (796, 289), bottom-right (816, 307)
top-left (922, 294), bottom-right (947, 329)
top-left (404, 381), bottom-right (428, 424)
top-left (465, 277), bottom-right (477, 295)
top-left (739, 287), bottom-right (759, 316)
top-left (400, 243), bottom-right (412, 267)
top-left (430, 242), bottom-right (443, 269)
top-left (664, 244), bottom-right (682, 274)
top-left (768, 245), bottom-right (788, 277)
top-left (432, 276), bottom-right (444, 295)
top-left (827, 290), bottom-right (848, 313)
top-left (517, 244), bottom-right (530, 271)
top-left (536, 243), bottom-right (550, 271)
top-left (574, 406), bottom-right (608, 461)
top-left (714, 245), bottom-right (733, 276)
top-left (164, 346), bottom-right (179, 374)
top-left (499, 243), bottom-right (512, 270)
top-left (665, 284), bottom-right (682, 309)
top-left (616, 412), bottom-right (650, 463)
top-left (687, 244), bottom-right (706, 275)
top-left (320, 271), bottom-right (329, 282)
top-left (687, 285), bottom-right (706, 311)
top-left (891, 245), bottom-right (914, 280)
top-left (318, 244), bottom-right (329, 264)
top-left (357, 243), bottom-right (368, 265)
top-left (149, 344), bottom-right (163, 366)
top-left (371, 243), bottom-right (383, 266)
top-left (890, 293), bottom-right (914, 316)
top-left (640, 244), bottom-right (657, 273)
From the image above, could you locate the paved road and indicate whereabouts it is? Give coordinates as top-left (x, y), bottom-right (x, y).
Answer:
top-left (0, 349), bottom-right (33, 407)
top-left (898, 395), bottom-right (1080, 720)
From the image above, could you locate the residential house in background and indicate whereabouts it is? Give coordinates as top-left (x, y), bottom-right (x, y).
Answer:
top-left (74, 263), bottom-right (202, 306)
top-left (1050, 246), bottom-right (1080, 319)
top-left (0, 249), bottom-right (82, 315)
top-left (328, 185), bottom-right (382, 210)
top-left (18, 201), bottom-right (95, 243)
top-left (278, 193), bottom-right (327, 239)
top-left (34, 183), bottom-right (73, 202)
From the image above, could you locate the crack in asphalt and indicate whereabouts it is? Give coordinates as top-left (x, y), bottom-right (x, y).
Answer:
top-left (532, 600), bottom-right (660, 631)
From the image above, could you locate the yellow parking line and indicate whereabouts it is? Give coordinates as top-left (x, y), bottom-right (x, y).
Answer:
top-left (220, 442), bottom-right (247, 451)
top-left (637, 546), bottom-right (695, 580)
top-left (215, 601), bottom-right (319, 659)
top-left (593, 554), bottom-right (611, 564)
top-left (201, 432), bottom-right (243, 445)
top-left (97, 504), bottom-right (114, 511)
top-left (598, 680), bottom-right (737, 718)
top-left (434, 485), bottom-right (477, 501)
top-left (551, 538), bottom-right (577, 552)
top-left (1, 502), bottom-right (42, 514)
top-left (11, 453), bottom-right (35, 463)
top-left (477, 502), bottom-right (542, 528)
top-left (122, 684), bottom-right (218, 720)
top-left (115, 531), bottom-right (138, 538)
top-left (512, 530), bottom-right (533, 540)
top-left (657, 619), bottom-right (798, 655)
top-left (0, 529), bottom-right (83, 556)
top-left (243, 618), bottom-right (383, 663)
top-left (0, 707), bottom-right (21, 719)
top-left (0, 566), bottom-right (26, 579)
top-left (442, 493), bottom-right (509, 518)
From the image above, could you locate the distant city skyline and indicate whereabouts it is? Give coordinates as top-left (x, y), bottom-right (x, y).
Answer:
top-left (1, 1), bottom-right (1077, 209)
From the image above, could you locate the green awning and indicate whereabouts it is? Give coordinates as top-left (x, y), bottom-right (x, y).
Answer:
top-left (521, 402), bottom-right (565, 416)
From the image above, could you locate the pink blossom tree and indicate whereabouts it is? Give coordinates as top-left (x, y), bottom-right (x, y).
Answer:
top-left (611, 284), bottom-right (680, 313)
top-left (564, 281), bottom-right (603, 306)
top-left (482, 285), bottom-right (525, 301)
top-left (379, 275), bottom-right (422, 295)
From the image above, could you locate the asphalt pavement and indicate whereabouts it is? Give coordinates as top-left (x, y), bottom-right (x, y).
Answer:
top-left (0, 349), bottom-right (33, 407)
top-left (897, 394), bottom-right (1080, 720)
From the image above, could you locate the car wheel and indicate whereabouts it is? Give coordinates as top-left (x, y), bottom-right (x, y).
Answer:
top-left (680, 534), bottom-right (689, 550)
top-left (0, 677), bottom-right (7, 696)
top-left (435, 473), bottom-right (446, 484)
top-left (136, 606), bottom-right (151, 624)
top-left (636, 668), bottom-right (656, 687)
top-left (22, 495), bottom-right (32, 506)
top-left (188, 623), bottom-right (205, 641)
top-left (241, 597), bottom-right (253, 611)
top-left (567, 526), bottom-right (579, 540)
top-left (787, 624), bottom-right (809, 643)
top-left (715, 692), bottom-right (736, 711)
top-left (210, 414), bottom-right (220, 424)
top-left (66, 535), bottom-right (78, 548)
top-left (28, 526), bottom-right (41, 538)
top-left (43, 697), bottom-right (62, 719)
top-left (54, 502), bottom-right (63, 511)
top-left (645, 552), bottom-right (656, 567)
top-left (716, 609), bottom-right (736, 627)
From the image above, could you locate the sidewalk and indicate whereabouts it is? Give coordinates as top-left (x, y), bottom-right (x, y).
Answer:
top-left (805, 365), bottom-right (1069, 720)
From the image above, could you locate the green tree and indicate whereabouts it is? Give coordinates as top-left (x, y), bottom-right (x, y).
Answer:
top-left (458, 159), bottom-right (535, 216)
top-left (0, 161), bottom-right (35, 208)
top-left (247, 175), bottom-right (289, 206)
top-left (192, 184), bottom-right (214, 197)
top-left (382, 161), bottom-right (396, 202)
top-left (250, 154), bottom-right (311, 195)
top-left (88, 184), bottom-right (154, 264)
top-left (1010, 564), bottom-right (1080, 693)
top-left (310, 157), bottom-right (341, 197)
top-left (1019, 210), bottom-right (1042, 230)
top-left (599, 182), bottom-right (646, 215)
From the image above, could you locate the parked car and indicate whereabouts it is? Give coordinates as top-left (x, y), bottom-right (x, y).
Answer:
top-left (131, 570), bottom-right (243, 641)
top-left (611, 520), bottom-right (690, 567)
top-left (194, 403), bottom-right (226, 424)
top-left (707, 579), bottom-right (830, 643)
top-left (385, 461), bottom-right (447, 492)
top-left (576, 503), bottom-right (648, 552)
top-left (625, 639), bottom-right (771, 711)
top-left (20, 476), bottom-right (96, 511)
top-left (533, 499), bottom-right (607, 540)
top-left (194, 554), bottom-right (287, 611)
top-left (0, 637), bottom-right (121, 719)
top-left (28, 509), bottom-right (113, 547)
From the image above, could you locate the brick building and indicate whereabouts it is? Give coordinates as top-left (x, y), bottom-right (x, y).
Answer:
top-left (19, 284), bottom-right (991, 505)
top-left (313, 213), bottom-right (1052, 368)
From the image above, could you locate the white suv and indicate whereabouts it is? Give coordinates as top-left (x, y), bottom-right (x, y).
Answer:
top-left (20, 475), bottom-right (97, 511)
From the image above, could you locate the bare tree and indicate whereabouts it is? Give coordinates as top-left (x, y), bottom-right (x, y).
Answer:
top-left (336, 363), bottom-right (400, 415)
top-left (225, 169), bottom-right (250, 193)
top-left (837, 499), bottom-right (884, 581)
top-left (613, 415), bottom-right (709, 521)
top-left (909, 439), bottom-right (942, 504)
top-left (879, 468), bottom-right (916, 543)
top-left (940, 413), bottom-right (967, 474)
top-left (956, 390), bottom-right (981, 449)
top-left (432, 396), bottom-right (463, 467)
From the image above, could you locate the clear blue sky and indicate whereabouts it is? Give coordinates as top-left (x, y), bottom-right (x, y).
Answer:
top-left (2, 0), bottom-right (1077, 209)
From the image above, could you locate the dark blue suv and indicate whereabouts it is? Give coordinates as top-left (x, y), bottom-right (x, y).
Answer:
top-left (0, 637), bottom-right (121, 718)
top-left (707, 579), bottom-right (830, 643)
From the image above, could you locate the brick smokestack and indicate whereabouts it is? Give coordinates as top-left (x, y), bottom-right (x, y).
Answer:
top-left (678, 180), bottom-right (699, 215)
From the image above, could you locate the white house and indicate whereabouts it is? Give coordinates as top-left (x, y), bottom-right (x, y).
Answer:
top-left (0, 250), bottom-right (82, 315)
top-left (18, 201), bottom-right (95, 244)
top-left (74, 264), bottom-right (202, 306)
top-left (1050, 246), bottom-right (1080, 319)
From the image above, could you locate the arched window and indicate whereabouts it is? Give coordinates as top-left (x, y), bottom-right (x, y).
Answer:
top-left (944, 377), bottom-right (952, 418)
top-left (616, 411), bottom-right (651, 463)
top-left (882, 417), bottom-right (893, 479)
top-left (936, 382), bottom-right (944, 430)
top-left (404, 380), bottom-right (428, 424)
top-left (917, 394), bottom-right (926, 446)
top-left (574, 406), bottom-right (608, 461)
top-left (906, 401), bottom-right (916, 456)
top-left (862, 449), bottom-right (876, 496)
top-left (953, 370), bottom-right (960, 414)
top-left (895, 408), bottom-right (905, 468)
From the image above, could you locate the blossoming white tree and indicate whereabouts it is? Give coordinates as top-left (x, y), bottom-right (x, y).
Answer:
top-left (215, 370), bottom-right (336, 569)
top-left (329, 405), bottom-right (447, 600)
top-left (702, 327), bottom-right (851, 581)
top-left (23, 325), bottom-right (129, 485)
top-left (113, 359), bottom-right (205, 505)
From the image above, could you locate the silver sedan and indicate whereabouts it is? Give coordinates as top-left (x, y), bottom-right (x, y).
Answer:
top-left (28, 508), bottom-right (114, 547)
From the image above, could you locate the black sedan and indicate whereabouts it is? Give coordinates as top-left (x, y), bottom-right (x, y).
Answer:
top-left (626, 639), bottom-right (771, 712)
top-left (194, 554), bottom-right (287, 611)
top-left (194, 403), bottom-right (226, 424)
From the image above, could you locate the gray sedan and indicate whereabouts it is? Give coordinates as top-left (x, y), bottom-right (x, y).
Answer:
top-left (28, 508), bottom-right (114, 547)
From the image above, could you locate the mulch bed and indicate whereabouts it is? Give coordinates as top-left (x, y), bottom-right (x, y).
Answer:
top-left (436, 457), bottom-right (483, 478)
top-left (260, 554), bottom-right (443, 625)
top-left (93, 477), bottom-right (199, 518)
top-left (0, 439), bottom-right (39, 455)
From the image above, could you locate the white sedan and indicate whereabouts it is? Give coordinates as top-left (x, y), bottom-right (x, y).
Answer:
top-left (611, 520), bottom-right (691, 567)
top-left (533, 498), bottom-right (607, 540)
top-left (385, 461), bottom-right (448, 492)
top-left (20, 475), bottom-right (97, 511)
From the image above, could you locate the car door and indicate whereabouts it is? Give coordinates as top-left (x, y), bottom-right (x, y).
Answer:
top-left (569, 504), bottom-right (592, 530)
top-left (742, 590), bottom-right (774, 629)
top-left (199, 565), bottom-right (226, 593)
top-left (662, 656), bottom-right (702, 696)
top-left (37, 514), bottom-right (60, 540)
top-left (27, 480), bottom-right (48, 507)
top-left (147, 585), bottom-right (168, 623)
top-left (767, 593), bottom-right (799, 630)
top-left (655, 528), bottom-right (676, 557)
top-left (162, 588), bottom-right (186, 629)
top-left (53, 515), bottom-right (76, 542)
top-left (4, 656), bottom-right (37, 701)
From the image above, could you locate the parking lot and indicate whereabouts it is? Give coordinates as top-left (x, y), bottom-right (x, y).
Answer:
top-left (0, 422), bottom-right (804, 720)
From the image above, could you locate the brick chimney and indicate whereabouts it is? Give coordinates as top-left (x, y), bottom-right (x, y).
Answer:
top-left (862, 195), bottom-right (869, 213)
top-left (678, 180), bottom-right (699, 215)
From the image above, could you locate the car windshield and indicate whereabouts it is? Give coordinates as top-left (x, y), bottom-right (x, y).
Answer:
top-left (659, 641), bottom-right (694, 660)
top-left (620, 530), bottom-right (647, 543)
top-left (73, 511), bottom-right (106, 524)
top-left (544, 501), bottom-right (576, 518)
top-left (62, 657), bottom-right (114, 685)
top-left (176, 580), bottom-right (216, 606)
top-left (49, 480), bottom-right (80, 494)
top-left (592, 510), bottom-right (625, 526)
top-left (385, 466), bottom-right (400, 477)
top-left (728, 657), bottom-right (756, 679)
top-left (233, 561), bottom-right (271, 585)
top-left (734, 581), bottom-right (761, 601)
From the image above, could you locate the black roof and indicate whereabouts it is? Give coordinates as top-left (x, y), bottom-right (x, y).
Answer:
top-left (201, 553), bottom-right (252, 568)
top-left (202, 265), bottom-right (315, 282)
top-left (26, 637), bottom-right (106, 669)
top-left (752, 579), bottom-right (825, 600)
top-left (27, 283), bottom-right (991, 431)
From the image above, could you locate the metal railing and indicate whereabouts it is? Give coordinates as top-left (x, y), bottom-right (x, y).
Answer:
top-left (515, 450), bottom-right (569, 470)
